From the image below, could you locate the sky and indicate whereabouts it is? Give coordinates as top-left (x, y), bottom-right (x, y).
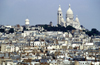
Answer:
top-left (0, 0), bottom-right (100, 31)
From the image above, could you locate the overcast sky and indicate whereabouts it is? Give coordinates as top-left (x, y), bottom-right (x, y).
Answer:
top-left (0, 0), bottom-right (100, 31)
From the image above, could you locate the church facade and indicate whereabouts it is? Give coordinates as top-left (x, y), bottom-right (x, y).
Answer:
top-left (57, 4), bottom-right (81, 30)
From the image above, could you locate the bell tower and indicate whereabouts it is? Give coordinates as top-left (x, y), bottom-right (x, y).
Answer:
top-left (57, 5), bottom-right (63, 25)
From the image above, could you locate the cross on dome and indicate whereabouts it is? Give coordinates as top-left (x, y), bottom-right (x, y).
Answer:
top-left (69, 4), bottom-right (71, 8)
top-left (66, 4), bottom-right (73, 15)
top-left (59, 5), bottom-right (61, 7)
top-left (58, 5), bottom-right (62, 11)
top-left (75, 15), bottom-right (79, 22)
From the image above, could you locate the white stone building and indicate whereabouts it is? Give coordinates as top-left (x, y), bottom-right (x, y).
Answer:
top-left (1, 44), bottom-right (15, 52)
top-left (57, 4), bottom-right (81, 29)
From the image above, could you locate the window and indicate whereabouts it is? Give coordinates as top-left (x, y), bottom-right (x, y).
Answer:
top-left (60, 14), bottom-right (61, 16)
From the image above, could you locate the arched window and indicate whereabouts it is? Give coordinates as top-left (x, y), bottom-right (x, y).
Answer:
top-left (60, 14), bottom-right (61, 16)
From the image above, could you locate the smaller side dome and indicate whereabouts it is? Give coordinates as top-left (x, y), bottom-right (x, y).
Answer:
top-left (58, 5), bottom-right (62, 12)
top-left (66, 17), bottom-right (70, 22)
top-left (75, 15), bottom-right (79, 22)
top-left (61, 18), bottom-right (64, 22)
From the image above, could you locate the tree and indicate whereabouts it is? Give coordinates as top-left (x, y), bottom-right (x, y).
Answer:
top-left (41, 24), bottom-right (76, 32)
top-left (86, 28), bottom-right (100, 36)
top-left (23, 26), bottom-right (26, 31)
top-left (9, 28), bottom-right (14, 33)
top-left (80, 25), bottom-right (84, 28)
top-left (0, 29), bottom-right (5, 33)
top-left (57, 24), bottom-right (62, 28)
top-left (86, 31), bottom-right (93, 36)
top-left (91, 28), bottom-right (99, 35)
top-left (66, 25), bottom-right (76, 30)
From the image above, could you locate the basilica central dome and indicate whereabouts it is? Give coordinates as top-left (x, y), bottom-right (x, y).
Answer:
top-left (58, 5), bottom-right (62, 12)
top-left (66, 4), bottom-right (73, 15)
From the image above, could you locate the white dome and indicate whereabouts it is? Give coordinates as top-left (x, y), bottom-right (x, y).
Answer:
top-left (58, 5), bottom-right (62, 12)
top-left (25, 19), bottom-right (29, 22)
top-left (61, 18), bottom-right (64, 21)
top-left (66, 17), bottom-right (70, 22)
top-left (75, 15), bottom-right (79, 22)
top-left (25, 19), bottom-right (29, 25)
top-left (66, 4), bottom-right (73, 14)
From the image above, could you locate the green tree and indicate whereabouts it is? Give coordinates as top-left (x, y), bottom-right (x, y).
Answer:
top-left (0, 29), bottom-right (5, 33)
top-left (86, 31), bottom-right (93, 36)
top-left (41, 25), bottom-right (76, 32)
top-left (91, 28), bottom-right (99, 35)
top-left (66, 25), bottom-right (76, 30)
top-left (86, 28), bottom-right (100, 36)
top-left (9, 28), bottom-right (14, 33)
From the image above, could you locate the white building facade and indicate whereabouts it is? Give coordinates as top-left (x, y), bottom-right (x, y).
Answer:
top-left (57, 4), bottom-right (81, 30)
